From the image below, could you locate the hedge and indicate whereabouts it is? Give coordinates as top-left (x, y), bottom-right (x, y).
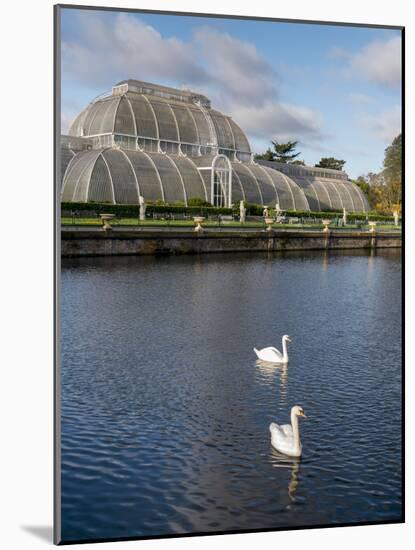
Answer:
top-left (283, 210), bottom-right (395, 222)
top-left (61, 202), bottom-right (233, 217)
top-left (61, 202), bottom-right (396, 222)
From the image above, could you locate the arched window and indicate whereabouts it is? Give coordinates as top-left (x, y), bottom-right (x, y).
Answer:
top-left (211, 155), bottom-right (232, 207)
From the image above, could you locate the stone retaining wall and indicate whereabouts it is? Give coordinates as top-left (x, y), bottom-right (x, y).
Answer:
top-left (61, 228), bottom-right (401, 257)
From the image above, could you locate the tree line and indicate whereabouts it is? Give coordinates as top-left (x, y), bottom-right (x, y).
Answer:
top-left (254, 140), bottom-right (346, 171)
top-left (254, 135), bottom-right (402, 215)
top-left (353, 134), bottom-right (402, 215)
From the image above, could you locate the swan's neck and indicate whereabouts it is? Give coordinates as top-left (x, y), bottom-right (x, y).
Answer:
top-left (282, 338), bottom-right (289, 361)
top-left (290, 410), bottom-right (301, 453)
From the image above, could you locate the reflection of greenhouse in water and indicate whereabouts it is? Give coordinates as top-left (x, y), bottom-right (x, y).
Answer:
top-left (60, 79), bottom-right (369, 212)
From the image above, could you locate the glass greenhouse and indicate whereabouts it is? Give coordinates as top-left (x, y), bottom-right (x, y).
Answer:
top-left (61, 79), bottom-right (369, 212)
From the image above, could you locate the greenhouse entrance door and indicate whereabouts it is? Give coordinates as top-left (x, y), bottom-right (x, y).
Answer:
top-left (211, 155), bottom-right (232, 208)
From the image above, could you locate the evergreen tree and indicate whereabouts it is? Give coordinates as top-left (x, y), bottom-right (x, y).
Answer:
top-left (254, 148), bottom-right (275, 161)
top-left (255, 140), bottom-right (301, 163)
top-left (271, 140), bottom-right (301, 163)
top-left (315, 157), bottom-right (346, 171)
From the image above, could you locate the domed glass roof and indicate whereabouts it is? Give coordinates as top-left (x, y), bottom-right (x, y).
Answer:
top-left (62, 79), bottom-right (370, 213)
top-left (69, 80), bottom-right (251, 155)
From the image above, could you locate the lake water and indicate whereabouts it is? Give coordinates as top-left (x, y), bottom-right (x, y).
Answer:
top-left (60, 249), bottom-right (402, 542)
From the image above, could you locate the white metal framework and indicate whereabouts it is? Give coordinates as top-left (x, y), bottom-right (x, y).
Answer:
top-left (211, 155), bottom-right (232, 207)
top-left (62, 79), bottom-right (370, 212)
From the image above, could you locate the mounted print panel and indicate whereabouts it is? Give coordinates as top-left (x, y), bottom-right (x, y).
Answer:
top-left (55, 4), bottom-right (403, 545)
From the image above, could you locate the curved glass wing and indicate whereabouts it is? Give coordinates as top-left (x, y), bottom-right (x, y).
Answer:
top-left (148, 152), bottom-right (185, 203)
top-left (122, 150), bottom-right (164, 202)
top-left (62, 149), bottom-right (100, 202)
top-left (246, 164), bottom-right (278, 205)
top-left (88, 154), bottom-right (113, 203)
top-left (168, 156), bottom-right (207, 202)
top-left (293, 176), bottom-right (320, 211)
top-left (61, 148), bottom-right (75, 186)
top-left (101, 149), bottom-right (138, 204)
top-left (232, 163), bottom-right (262, 204)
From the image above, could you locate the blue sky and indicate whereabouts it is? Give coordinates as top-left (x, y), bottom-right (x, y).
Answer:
top-left (60, 7), bottom-right (402, 178)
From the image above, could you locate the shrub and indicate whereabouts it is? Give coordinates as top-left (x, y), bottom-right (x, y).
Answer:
top-left (61, 202), bottom-right (395, 222)
top-left (61, 202), bottom-right (233, 217)
top-left (244, 203), bottom-right (264, 216)
top-left (187, 197), bottom-right (212, 207)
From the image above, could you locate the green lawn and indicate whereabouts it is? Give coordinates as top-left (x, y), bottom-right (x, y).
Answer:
top-left (61, 217), bottom-right (401, 232)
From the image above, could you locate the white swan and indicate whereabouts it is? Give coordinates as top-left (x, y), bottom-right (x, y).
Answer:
top-left (269, 406), bottom-right (307, 457)
top-left (253, 335), bottom-right (292, 363)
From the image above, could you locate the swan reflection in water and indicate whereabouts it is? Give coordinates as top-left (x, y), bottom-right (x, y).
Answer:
top-left (269, 449), bottom-right (301, 502)
top-left (255, 360), bottom-right (289, 404)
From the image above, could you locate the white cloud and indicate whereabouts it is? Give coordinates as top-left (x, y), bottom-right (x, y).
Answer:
top-left (62, 12), bottom-right (210, 89)
top-left (361, 105), bottom-right (401, 142)
top-left (352, 37), bottom-right (401, 89)
top-left (61, 112), bottom-right (75, 134)
top-left (348, 92), bottom-right (375, 105)
top-left (329, 46), bottom-right (350, 60)
top-left (230, 102), bottom-right (324, 146)
top-left (331, 37), bottom-right (401, 89)
top-left (193, 27), bottom-right (278, 107)
top-left (62, 12), bottom-right (324, 146)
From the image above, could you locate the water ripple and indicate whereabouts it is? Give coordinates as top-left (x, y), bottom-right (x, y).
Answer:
top-left (60, 250), bottom-right (402, 541)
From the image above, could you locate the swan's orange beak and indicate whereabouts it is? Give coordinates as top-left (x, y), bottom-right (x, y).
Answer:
top-left (300, 411), bottom-right (307, 419)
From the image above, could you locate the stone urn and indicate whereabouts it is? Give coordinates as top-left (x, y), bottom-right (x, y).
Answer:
top-left (100, 213), bottom-right (115, 230)
top-left (193, 216), bottom-right (205, 233)
top-left (368, 221), bottom-right (377, 233)
top-left (322, 219), bottom-right (331, 233)
top-left (264, 217), bottom-right (275, 232)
